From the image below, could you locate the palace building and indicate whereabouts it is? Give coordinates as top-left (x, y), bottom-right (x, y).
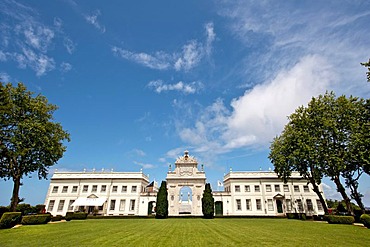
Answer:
top-left (44, 151), bottom-right (326, 217)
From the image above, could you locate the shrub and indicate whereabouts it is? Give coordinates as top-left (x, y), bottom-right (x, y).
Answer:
top-left (21, 214), bottom-right (51, 225)
top-left (51, 215), bottom-right (63, 222)
top-left (0, 212), bottom-right (22, 229)
top-left (360, 214), bottom-right (370, 228)
top-left (65, 212), bottom-right (87, 221)
top-left (65, 212), bottom-right (74, 221)
top-left (286, 213), bottom-right (296, 219)
top-left (0, 206), bottom-right (9, 218)
top-left (326, 215), bottom-right (355, 224)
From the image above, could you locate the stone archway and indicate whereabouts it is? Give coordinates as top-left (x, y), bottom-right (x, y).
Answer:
top-left (166, 151), bottom-right (206, 216)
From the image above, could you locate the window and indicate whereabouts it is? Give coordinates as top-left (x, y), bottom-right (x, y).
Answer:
top-left (52, 186), bottom-right (58, 193)
top-left (92, 185), bottom-right (97, 192)
top-left (72, 186), bottom-right (78, 193)
top-left (62, 186), bottom-right (68, 193)
top-left (245, 185), bottom-right (250, 192)
top-left (131, 186), bottom-right (137, 193)
top-left (306, 199), bottom-right (313, 211)
top-left (283, 184), bottom-right (289, 192)
top-left (297, 199), bottom-right (303, 211)
top-left (68, 200), bottom-right (75, 210)
top-left (236, 199), bottom-right (241, 210)
top-left (294, 185), bottom-right (300, 192)
top-left (130, 200), bottom-right (136, 211)
top-left (274, 185), bottom-right (280, 192)
top-left (286, 199), bottom-right (292, 211)
top-left (83, 185), bottom-right (88, 192)
top-left (112, 186), bottom-right (118, 192)
top-left (268, 199), bottom-right (274, 211)
top-left (121, 186), bottom-right (127, 193)
top-left (256, 199), bottom-right (262, 210)
top-left (246, 199), bottom-right (251, 210)
top-left (57, 200), bottom-right (65, 212)
top-left (101, 185), bottom-right (106, 192)
top-left (266, 185), bottom-right (272, 192)
top-left (254, 185), bottom-right (260, 192)
top-left (303, 185), bottom-right (310, 192)
top-left (235, 185), bottom-right (240, 192)
top-left (316, 200), bottom-right (323, 211)
top-left (119, 199), bottom-right (126, 211)
top-left (110, 200), bottom-right (116, 210)
top-left (47, 200), bottom-right (55, 211)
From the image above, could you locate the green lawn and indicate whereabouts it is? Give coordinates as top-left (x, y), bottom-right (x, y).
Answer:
top-left (0, 218), bottom-right (369, 246)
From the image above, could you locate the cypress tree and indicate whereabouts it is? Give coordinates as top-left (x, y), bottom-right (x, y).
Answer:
top-left (202, 183), bottom-right (214, 219)
top-left (155, 181), bottom-right (168, 219)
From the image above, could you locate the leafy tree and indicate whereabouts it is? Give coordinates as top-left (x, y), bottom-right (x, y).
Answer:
top-left (155, 181), bottom-right (168, 219)
top-left (0, 82), bottom-right (70, 211)
top-left (201, 183), bottom-right (214, 219)
top-left (270, 92), bottom-right (369, 215)
top-left (361, 59), bottom-right (370, 82)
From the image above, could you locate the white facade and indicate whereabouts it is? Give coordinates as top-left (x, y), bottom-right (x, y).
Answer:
top-left (213, 171), bottom-right (326, 216)
top-left (44, 151), bottom-right (326, 217)
top-left (44, 171), bottom-right (157, 216)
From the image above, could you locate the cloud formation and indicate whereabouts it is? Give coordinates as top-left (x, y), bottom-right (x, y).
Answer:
top-left (147, 80), bottom-right (203, 94)
top-left (84, 9), bottom-right (106, 33)
top-left (178, 55), bottom-right (334, 154)
top-left (112, 22), bottom-right (215, 72)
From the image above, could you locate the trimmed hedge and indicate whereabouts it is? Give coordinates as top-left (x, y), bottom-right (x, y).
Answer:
top-left (0, 212), bottom-right (22, 229)
top-left (326, 215), bottom-right (355, 224)
top-left (21, 214), bottom-right (51, 225)
top-left (286, 213), bottom-right (306, 220)
top-left (65, 212), bottom-right (87, 221)
top-left (51, 215), bottom-right (63, 222)
top-left (360, 214), bottom-right (370, 228)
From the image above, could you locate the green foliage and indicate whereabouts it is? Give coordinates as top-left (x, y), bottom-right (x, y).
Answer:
top-left (361, 59), bottom-right (370, 82)
top-left (360, 214), bottom-right (370, 228)
top-left (155, 181), bottom-right (168, 219)
top-left (51, 215), bottom-right (63, 222)
top-left (0, 206), bottom-right (9, 218)
top-left (326, 215), bottom-right (355, 224)
top-left (201, 183), bottom-right (214, 219)
top-left (65, 212), bottom-right (74, 221)
top-left (65, 212), bottom-right (87, 221)
top-left (269, 92), bottom-right (369, 215)
top-left (21, 214), bottom-right (51, 225)
top-left (0, 212), bottom-right (22, 229)
top-left (0, 82), bottom-right (71, 211)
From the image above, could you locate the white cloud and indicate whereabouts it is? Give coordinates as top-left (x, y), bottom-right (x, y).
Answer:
top-left (21, 24), bottom-right (54, 53)
top-left (134, 161), bottom-right (156, 169)
top-left (0, 72), bottom-right (11, 82)
top-left (177, 55), bottom-right (334, 153)
top-left (84, 9), bottom-right (106, 33)
top-left (60, 62), bottom-right (72, 72)
top-left (0, 50), bottom-right (6, 61)
top-left (112, 47), bottom-right (171, 70)
top-left (112, 22), bottom-right (215, 72)
top-left (133, 149), bottom-right (146, 157)
top-left (147, 80), bottom-right (203, 94)
top-left (63, 37), bottom-right (76, 54)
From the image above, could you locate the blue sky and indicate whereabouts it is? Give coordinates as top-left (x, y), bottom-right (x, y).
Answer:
top-left (0, 0), bottom-right (369, 207)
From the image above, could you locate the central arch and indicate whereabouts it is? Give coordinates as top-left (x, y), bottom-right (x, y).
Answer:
top-left (166, 151), bottom-right (206, 216)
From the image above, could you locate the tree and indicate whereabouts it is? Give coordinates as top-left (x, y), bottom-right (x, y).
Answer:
top-left (269, 92), bottom-right (369, 215)
top-left (201, 183), bottom-right (214, 219)
top-left (361, 59), bottom-right (370, 82)
top-left (155, 181), bottom-right (168, 219)
top-left (0, 82), bottom-right (70, 211)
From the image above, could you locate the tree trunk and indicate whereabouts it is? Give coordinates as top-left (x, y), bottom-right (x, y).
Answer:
top-left (10, 176), bottom-right (21, 212)
top-left (349, 183), bottom-right (365, 214)
top-left (309, 179), bottom-right (329, 215)
top-left (333, 176), bottom-right (353, 215)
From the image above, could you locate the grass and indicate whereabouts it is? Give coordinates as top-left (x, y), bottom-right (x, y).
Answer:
top-left (0, 218), bottom-right (369, 246)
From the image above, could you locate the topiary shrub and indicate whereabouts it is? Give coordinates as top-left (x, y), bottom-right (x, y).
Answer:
top-left (326, 215), bottom-right (355, 224)
top-left (51, 215), bottom-right (63, 222)
top-left (360, 214), bottom-right (370, 228)
top-left (21, 214), bottom-right (51, 225)
top-left (65, 212), bottom-right (74, 221)
top-left (286, 213), bottom-right (296, 219)
top-left (0, 212), bottom-right (22, 229)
